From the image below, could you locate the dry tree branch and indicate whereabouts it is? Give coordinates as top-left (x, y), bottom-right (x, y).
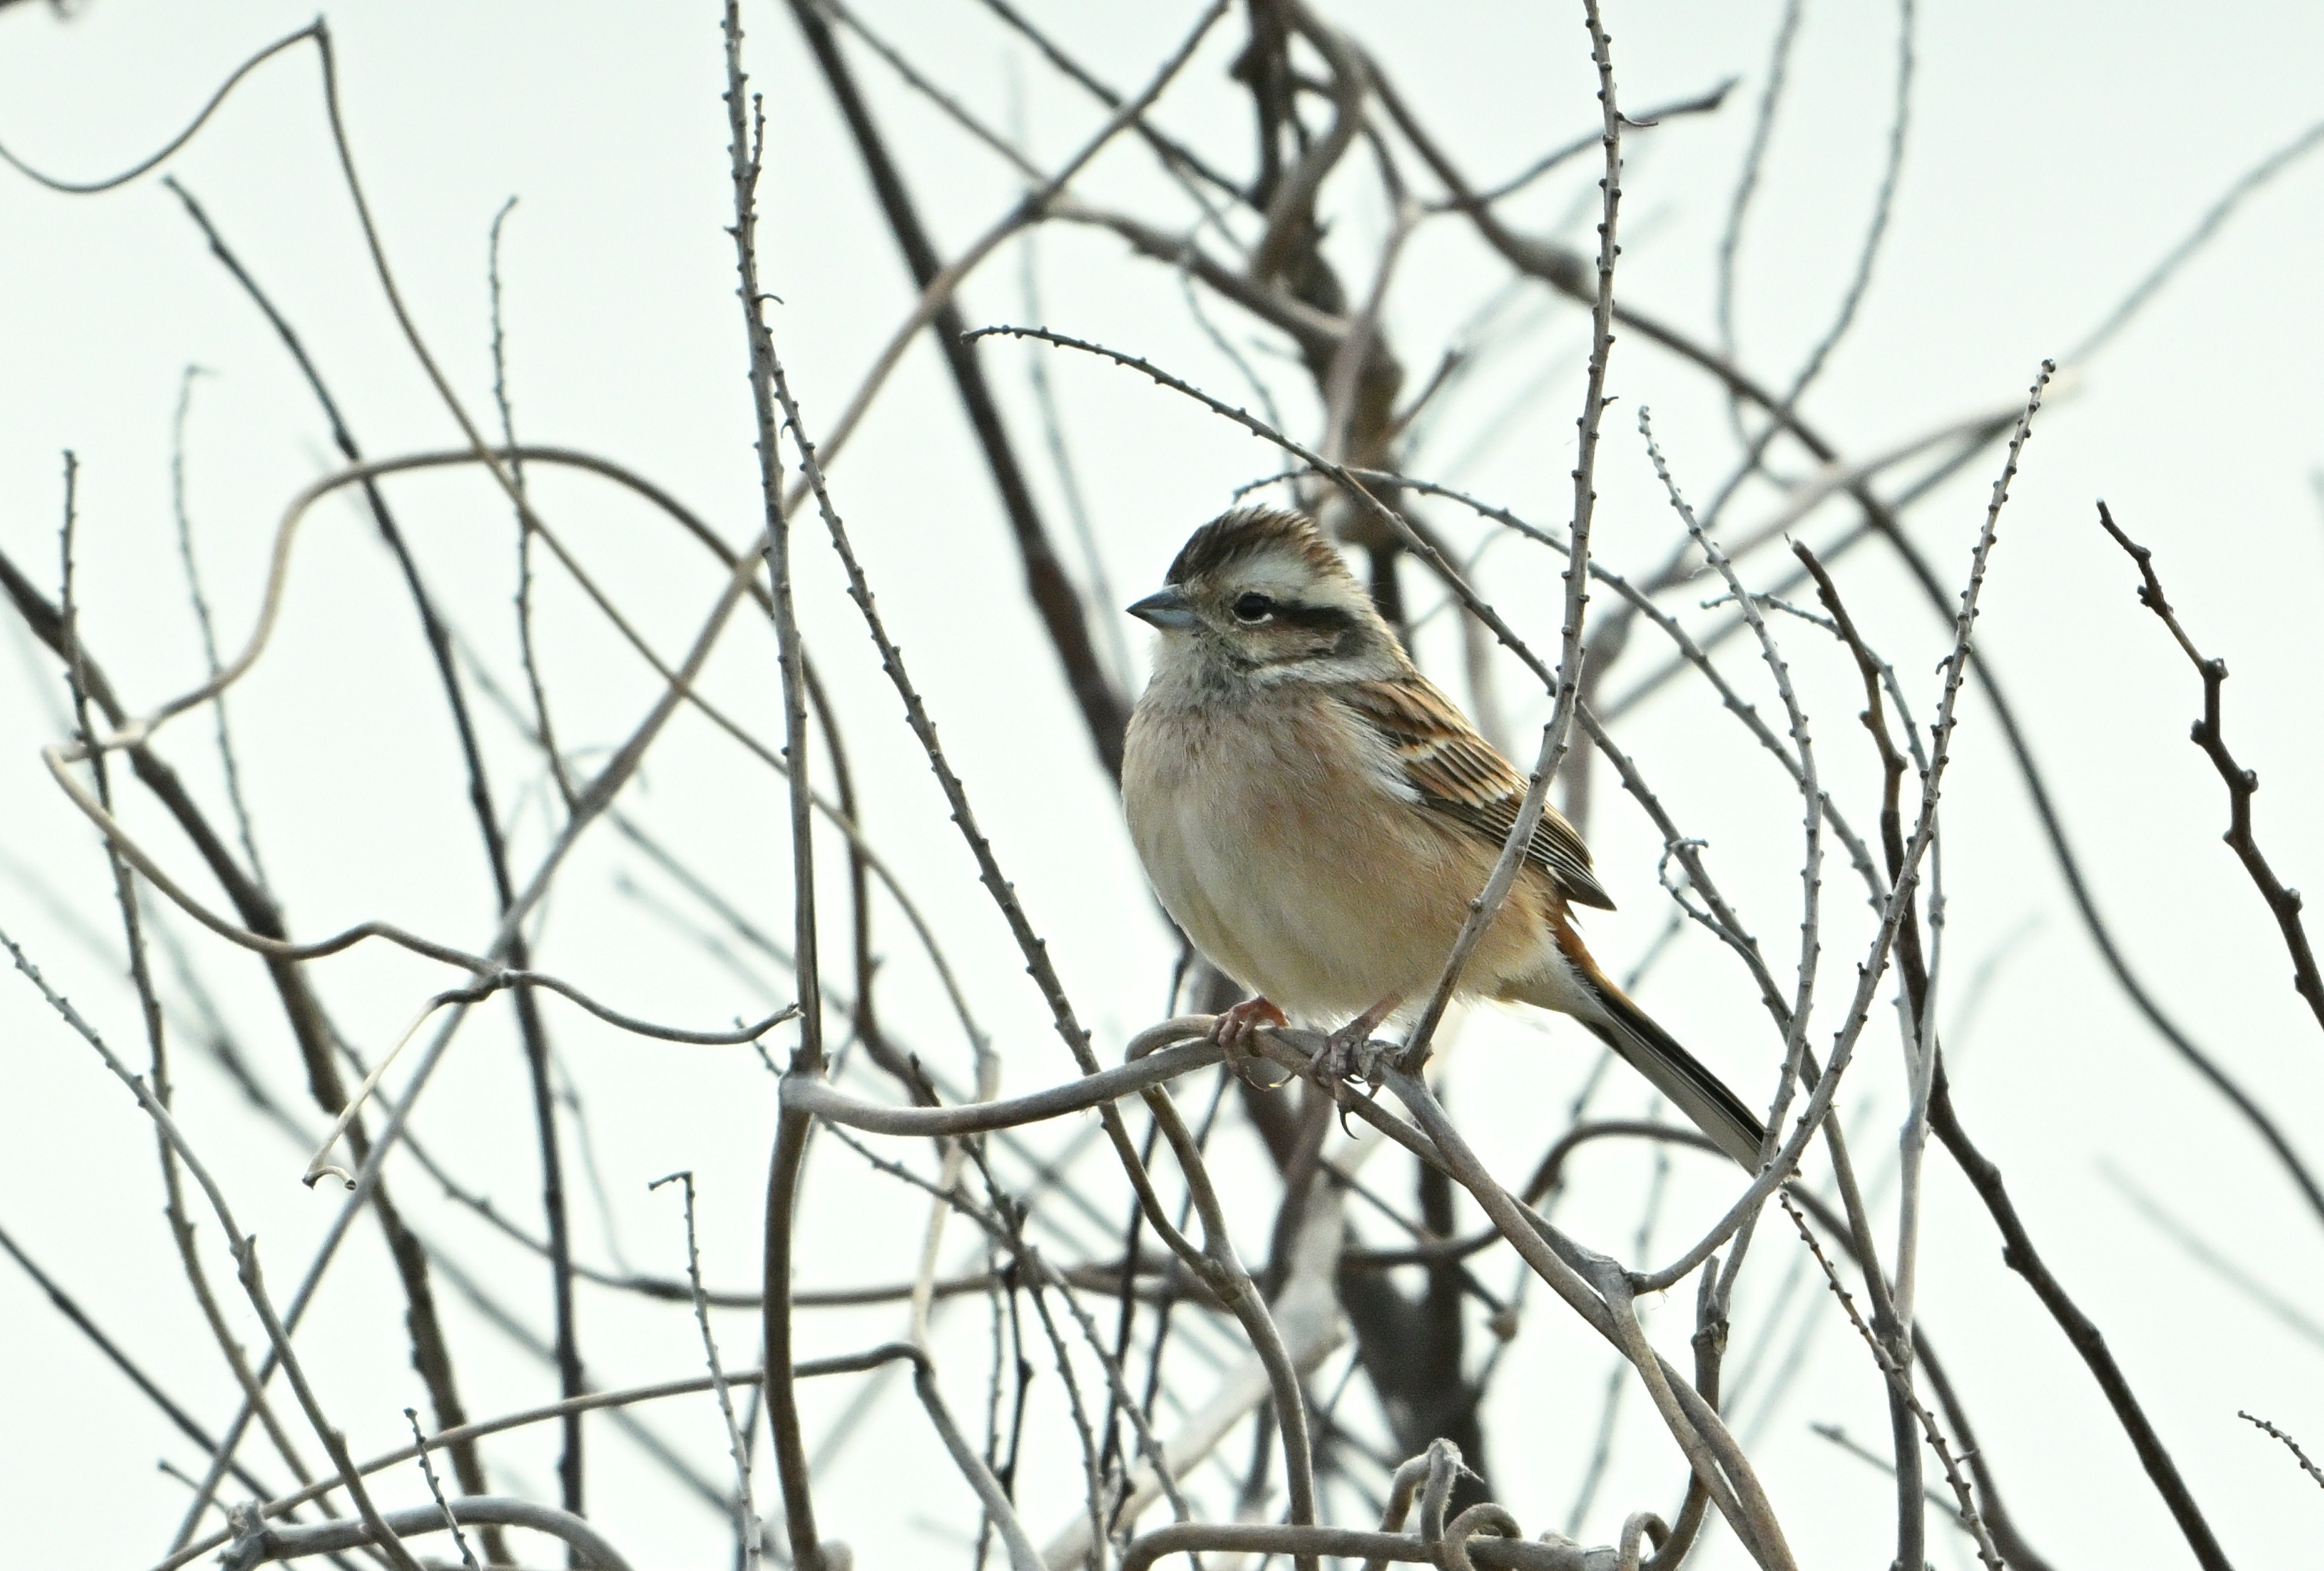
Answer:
top-left (22, 509), bottom-right (510, 1550)
top-left (2064, 111), bottom-right (2324, 366)
top-left (970, 0), bottom-right (1249, 202)
top-left (1379, 1070), bottom-right (1787, 1569)
top-left (1399, 0), bottom-right (1625, 1069)
top-left (23, 450), bottom-right (793, 1051)
top-left (1635, 359), bottom-right (2049, 1308)
top-left (369, 451), bottom-right (990, 1069)
top-left (2098, 1159), bottom-right (2324, 1354)
top-left (2237, 1412), bottom-right (2324, 1495)
top-left (809, 1113), bottom-right (1203, 1542)
top-left (729, 10), bottom-right (1328, 1559)
top-left (62, 463), bottom-right (340, 1513)
top-left (1779, 537), bottom-right (1939, 1563)
top-left (165, 363), bottom-right (273, 885)
top-left (718, 12), bottom-right (830, 1567)
top-left (0, 22), bottom-right (318, 191)
top-left (0, 1217), bottom-right (318, 1524)
top-left (2095, 501), bottom-right (2324, 1035)
top-left (162, 488), bottom-right (778, 1535)
top-left (790, 0), bottom-right (1230, 490)
top-left (1839, 466), bottom-right (2230, 1567)
top-left (1448, 79), bottom-right (1735, 211)
top-left (1515, 1118), bottom-right (2041, 1566)
top-left (1924, 1061), bottom-right (2230, 1569)
top-left (1, 924), bottom-right (430, 1571)
top-left (1714, 0), bottom-right (1801, 438)
top-left (1363, 30), bottom-right (2324, 1226)
top-left (485, 194), bottom-right (578, 817)
top-left (167, 1345), bottom-right (1054, 1571)
top-left (162, 174), bottom-right (594, 1515)
top-left (777, 0), bottom-right (1239, 778)
top-left (649, 1172), bottom-right (759, 1567)
top-left (791, 1039), bottom-right (1226, 1137)
top-left (1774, 1198), bottom-right (2001, 1570)
top-left (1625, 412), bottom-right (1947, 1559)
top-left (154, 1369), bottom-right (733, 1571)
top-left (220, 1498), bottom-right (634, 1571)
top-left (1709, 0), bottom-right (1913, 502)
top-left (1120, 1520), bottom-right (1605, 1571)
top-left (401, 1410), bottom-right (479, 1571)
top-left (1633, 409), bottom-right (1824, 1170)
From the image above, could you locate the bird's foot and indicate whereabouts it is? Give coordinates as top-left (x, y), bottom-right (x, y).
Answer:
top-left (1306, 1001), bottom-right (1398, 1092)
top-left (1211, 995), bottom-right (1288, 1075)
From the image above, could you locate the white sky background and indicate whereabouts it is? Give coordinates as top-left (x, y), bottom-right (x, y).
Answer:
top-left (2, 1), bottom-right (2323, 1567)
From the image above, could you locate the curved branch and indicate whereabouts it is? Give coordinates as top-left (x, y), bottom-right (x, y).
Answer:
top-left (0, 24), bottom-right (318, 192)
top-left (789, 1037), bottom-right (1224, 1136)
top-left (222, 1497), bottom-right (634, 1571)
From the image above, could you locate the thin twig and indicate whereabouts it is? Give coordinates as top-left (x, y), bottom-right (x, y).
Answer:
top-left (0, 1216), bottom-right (301, 1513)
top-left (719, 12), bottom-right (827, 1568)
top-left (166, 363), bottom-right (272, 887)
top-left (2238, 1412), bottom-right (2324, 1494)
top-left (2095, 500), bottom-right (2324, 1034)
top-left (402, 1411), bottom-right (479, 1571)
top-left (1, 923), bottom-right (427, 1571)
top-left (1774, 1198), bottom-right (2000, 1570)
top-left (1400, 0), bottom-right (1627, 1069)
top-left (779, 0), bottom-right (1231, 776)
top-left (652, 1173), bottom-right (760, 1566)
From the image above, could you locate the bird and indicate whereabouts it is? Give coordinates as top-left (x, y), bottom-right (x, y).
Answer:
top-left (1120, 506), bottom-right (1767, 1170)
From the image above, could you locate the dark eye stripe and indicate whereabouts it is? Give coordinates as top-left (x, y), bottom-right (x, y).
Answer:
top-left (1270, 601), bottom-right (1356, 631)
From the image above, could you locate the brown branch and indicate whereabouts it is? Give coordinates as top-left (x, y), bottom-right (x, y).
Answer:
top-left (719, 11), bottom-right (828, 1569)
top-left (1925, 1062), bottom-right (2229, 1569)
top-left (783, 0), bottom-right (1131, 777)
top-left (1802, 496), bottom-right (2231, 1569)
top-left (0, 1217), bottom-right (340, 1547)
top-left (1775, 1199), bottom-right (2001, 1570)
top-left (1790, 539), bottom-right (1935, 1564)
top-left (65, 464), bottom-right (345, 1536)
top-left (2096, 500), bottom-right (2324, 1035)
top-left (1365, 35), bottom-right (2324, 1227)
top-left (0, 539), bottom-right (504, 1551)
top-left (166, 170), bottom-right (577, 1545)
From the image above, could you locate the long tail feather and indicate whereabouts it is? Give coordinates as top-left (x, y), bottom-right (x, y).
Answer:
top-left (1577, 981), bottom-right (1767, 1170)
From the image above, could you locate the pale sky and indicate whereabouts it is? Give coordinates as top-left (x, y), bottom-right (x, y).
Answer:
top-left (3, 3), bottom-right (2323, 1568)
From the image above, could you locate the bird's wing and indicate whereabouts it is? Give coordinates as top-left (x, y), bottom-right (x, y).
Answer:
top-left (1335, 676), bottom-right (1615, 910)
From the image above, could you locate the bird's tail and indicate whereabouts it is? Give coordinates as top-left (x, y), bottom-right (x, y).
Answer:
top-left (1571, 977), bottom-right (1767, 1171)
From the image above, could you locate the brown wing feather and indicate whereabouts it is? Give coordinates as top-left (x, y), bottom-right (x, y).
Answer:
top-left (1336, 676), bottom-right (1616, 910)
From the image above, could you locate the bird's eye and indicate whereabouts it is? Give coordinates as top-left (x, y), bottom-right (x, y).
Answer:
top-left (1231, 592), bottom-right (1276, 624)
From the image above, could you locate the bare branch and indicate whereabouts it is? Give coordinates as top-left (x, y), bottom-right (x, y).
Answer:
top-left (2096, 501), bottom-right (2324, 1035)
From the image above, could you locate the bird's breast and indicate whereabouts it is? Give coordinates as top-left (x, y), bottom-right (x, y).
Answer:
top-left (1123, 689), bottom-right (1556, 1020)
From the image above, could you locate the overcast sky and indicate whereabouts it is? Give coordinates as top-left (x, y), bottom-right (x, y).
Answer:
top-left (3, 3), bottom-right (2323, 1568)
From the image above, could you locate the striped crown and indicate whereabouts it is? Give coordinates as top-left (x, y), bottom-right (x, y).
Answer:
top-left (1165, 507), bottom-right (1351, 587)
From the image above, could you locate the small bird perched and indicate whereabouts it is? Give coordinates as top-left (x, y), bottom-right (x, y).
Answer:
top-left (1121, 507), bottom-right (1767, 1170)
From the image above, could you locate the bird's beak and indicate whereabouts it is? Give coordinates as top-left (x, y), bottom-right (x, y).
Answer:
top-left (1128, 586), bottom-right (1200, 629)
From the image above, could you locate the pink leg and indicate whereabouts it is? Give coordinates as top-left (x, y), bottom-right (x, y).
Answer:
top-left (1211, 995), bottom-right (1288, 1065)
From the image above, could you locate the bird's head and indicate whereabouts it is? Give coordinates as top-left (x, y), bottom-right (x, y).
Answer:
top-left (1129, 507), bottom-right (1403, 690)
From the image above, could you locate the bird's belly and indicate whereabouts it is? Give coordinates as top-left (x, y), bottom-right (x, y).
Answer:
top-left (1126, 704), bottom-right (1547, 1023)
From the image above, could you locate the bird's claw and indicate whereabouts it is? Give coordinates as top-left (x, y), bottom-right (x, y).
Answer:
top-left (1211, 996), bottom-right (1288, 1081)
top-left (1307, 1023), bottom-right (1391, 1094)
